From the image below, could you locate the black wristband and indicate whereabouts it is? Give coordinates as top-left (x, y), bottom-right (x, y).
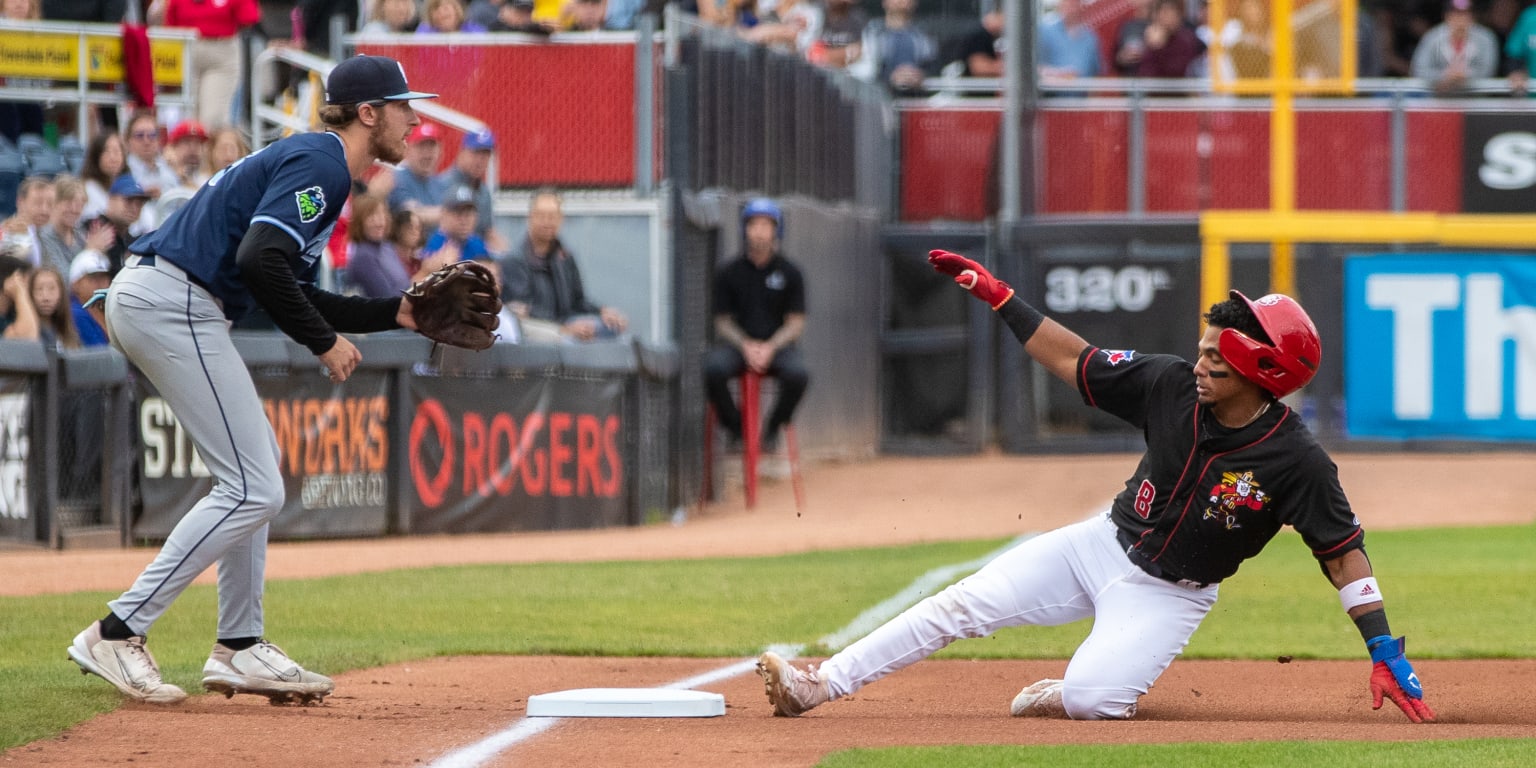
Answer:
top-left (996, 296), bottom-right (1046, 346)
top-left (1353, 607), bottom-right (1391, 644)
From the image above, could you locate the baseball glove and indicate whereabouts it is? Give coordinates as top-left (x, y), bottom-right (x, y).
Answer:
top-left (403, 261), bottom-right (502, 351)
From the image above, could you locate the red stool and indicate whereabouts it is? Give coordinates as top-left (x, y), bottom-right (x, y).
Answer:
top-left (702, 370), bottom-right (805, 510)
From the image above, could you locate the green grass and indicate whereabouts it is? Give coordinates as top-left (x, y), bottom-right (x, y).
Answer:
top-left (1, 525), bottom-right (1531, 756)
top-left (818, 740), bottom-right (1536, 768)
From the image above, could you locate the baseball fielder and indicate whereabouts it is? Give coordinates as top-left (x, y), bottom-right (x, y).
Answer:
top-left (758, 249), bottom-right (1435, 724)
top-left (67, 55), bottom-right (439, 705)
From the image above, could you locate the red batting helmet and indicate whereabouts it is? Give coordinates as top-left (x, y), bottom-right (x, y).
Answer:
top-left (1218, 290), bottom-right (1321, 398)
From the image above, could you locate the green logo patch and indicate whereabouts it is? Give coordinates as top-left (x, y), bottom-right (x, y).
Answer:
top-left (295, 186), bottom-right (327, 224)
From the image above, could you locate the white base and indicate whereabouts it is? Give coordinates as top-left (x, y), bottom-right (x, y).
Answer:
top-left (525, 687), bottom-right (726, 718)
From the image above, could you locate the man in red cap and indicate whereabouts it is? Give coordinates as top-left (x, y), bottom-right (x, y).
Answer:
top-left (389, 121), bottom-right (445, 229)
top-left (165, 119), bottom-right (210, 190)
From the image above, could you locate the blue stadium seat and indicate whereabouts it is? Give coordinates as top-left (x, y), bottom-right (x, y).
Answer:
top-left (57, 134), bottom-right (84, 174)
top-left (15, 133), bottom-right (44, 157)
top-left (25, 149), bottom-right (67, 178)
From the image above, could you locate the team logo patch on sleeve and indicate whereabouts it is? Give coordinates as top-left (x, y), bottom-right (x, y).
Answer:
top-left (295, 186), bottom-right (327, 223)
top-left (1099, 349), bottom-right (1136, 365)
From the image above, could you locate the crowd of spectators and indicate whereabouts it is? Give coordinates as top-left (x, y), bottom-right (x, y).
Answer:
top-left (677, 0), bottom-right (1536, 96)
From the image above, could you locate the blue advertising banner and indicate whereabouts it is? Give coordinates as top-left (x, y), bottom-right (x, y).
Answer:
top-left (1345, 253), bottom-right (1536, 441)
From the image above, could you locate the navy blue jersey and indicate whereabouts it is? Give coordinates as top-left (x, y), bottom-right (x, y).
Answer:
top-left (1077, 346), bottom-right (1363, 585)
top-left (130, 132), bottom-right (352, 322)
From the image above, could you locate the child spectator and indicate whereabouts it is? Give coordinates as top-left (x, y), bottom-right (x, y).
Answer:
top-left (28, 264), bottom-right (80, 349)
top-left (66, 248), bottom-right (111, 346)
top-left (0, 254), bottom-right (38, 340)
top-left (850, 0), bottom-right (934, 93)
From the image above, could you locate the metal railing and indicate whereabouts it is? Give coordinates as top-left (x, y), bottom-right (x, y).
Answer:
top-left (248, 43), bottom-right (495, 185)
top-left (0, 19), bottom-right (197, 144)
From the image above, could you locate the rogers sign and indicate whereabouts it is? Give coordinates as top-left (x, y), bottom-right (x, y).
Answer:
top-left (409, 398), bottom-right (623, 508)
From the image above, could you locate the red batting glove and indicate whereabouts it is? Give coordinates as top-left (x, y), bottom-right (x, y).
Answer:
top-left (928, 249), bottom-right (1015, 310)
top-left (1370, 661), bottom-right (1436, 723)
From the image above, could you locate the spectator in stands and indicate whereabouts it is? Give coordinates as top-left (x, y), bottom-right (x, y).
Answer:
top-left (954, 7), bottom-right (1004, 77)
top-left (418, 0), bottom-right (485, 31)
top-left (1412, 0), bottom-right (1499, 94)
top-left (66, 248), bottom-right (110, 346)
top-left (431, 128), bottom-right (507, 253)
top-left (390, 208), bottom-right (429, 277)
top-left (603, 0), bottom-right (641, 30)
top-left (361, 0), bottom-right (420, 33)
top-left (342, 194), bottom-right (413, 298)
top-left (91, 175), bottom-right (149, 273)
top-left (28, 265), bottom-right (80, 349)
top-left (744, 0), bottom-right (819, 55)
top-left (489, 0), bottom-right (554, 33)
top-left (1137, 0), bottom-right (1205, 78)
top-left (39, 177), bottom-right (112, 277)
top-left (150, 0), bottom-right (260, 128)
top-left (0, 254), bottom-right (39, 340)
top-left (80, 132), bottom-right (127, 221)
top-left (1113, 0), bottom-right (1153, 76)
top-left (1039, 0), bottom-right (1101, 82)
top-left (203, 126), bottom-right (249, 179)
top-left (703, 197), bottom-right (807, 453)
top-left (123, 112), bottom-right (177, 197)
top-left (850, 0), bottom-right (936, 94)
top-left (471, 255), bottom-right (523, 343)
top-left (1211, 0), bottom-right (1271, 80)
top-left (466, 0), bottom-right (501, 28)
top-left (123, 112), bottom-right (177, 234)
top-left (2, 176), bottom-right (54, 266)
top-left (0, 0), bottom-right (46, 145)
top-left (501, 187), bottom-right (627, 343)
top-left (390, 122), bottom-right (444, 225)
top-left (423, 184), bottom-right (492, 262)
top-left (164, 119), bottom-right (208, 191)
top-left (809, 0), bottom-right (866, 69)
top-left (1485, 0), bottom-right (1522, 75)
top-left (562, 0), bottom-right (605, 31)
top-left (1505, 0), bottom-right (1536, 92)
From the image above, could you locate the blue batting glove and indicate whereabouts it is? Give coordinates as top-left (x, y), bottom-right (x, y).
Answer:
top-left (1367, 635), bottom-right (1435, 723)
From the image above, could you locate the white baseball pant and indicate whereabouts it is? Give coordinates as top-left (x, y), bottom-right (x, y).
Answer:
top-left (817, 512), bottom-right (1219, 719)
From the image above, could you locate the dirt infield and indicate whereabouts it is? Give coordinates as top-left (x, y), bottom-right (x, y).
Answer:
top-left (4, 452), bottom-right (1534, 767)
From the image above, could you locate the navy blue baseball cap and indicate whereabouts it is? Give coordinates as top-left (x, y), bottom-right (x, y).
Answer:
top-left (325, 55), bottom-right (438, 106)
top-left (109, 174), bottom-right (149, 198)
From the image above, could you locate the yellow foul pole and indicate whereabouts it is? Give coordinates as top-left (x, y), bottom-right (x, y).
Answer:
top-left (1269, 0), bottom-right (1296, 298)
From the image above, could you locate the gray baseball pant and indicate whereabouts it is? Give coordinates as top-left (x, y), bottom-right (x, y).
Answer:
top-left (104, 254), bottom-right (285, 639)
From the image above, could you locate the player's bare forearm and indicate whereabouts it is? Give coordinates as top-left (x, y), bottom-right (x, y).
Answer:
top-left (1023, 317), bottom-right (1089, 389)
top-left (766, 313), bottom-right (805, 351)
top-left (715, 315), bottom-right (749, 350)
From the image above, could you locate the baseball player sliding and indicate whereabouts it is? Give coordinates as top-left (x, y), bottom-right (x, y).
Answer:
top-left (66, 56), bottom-right (496, 705)
top-left (758, 249), bottom-right (1435, 723)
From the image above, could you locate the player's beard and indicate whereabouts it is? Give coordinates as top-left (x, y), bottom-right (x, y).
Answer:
top-left (369, 118), bottom-right (406, 165)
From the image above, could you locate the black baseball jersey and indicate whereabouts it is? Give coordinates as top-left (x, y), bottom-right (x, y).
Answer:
top-left (1078, 346), bottom-right (1364, 585)
top-left (713, 253), bottom-right (806, 341)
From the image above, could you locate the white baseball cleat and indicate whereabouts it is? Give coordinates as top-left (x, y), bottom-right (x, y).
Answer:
top-left (1010, 678), bottom-right (1066, 718)
top-left (67, 621), bottom-right (189, 704)
top-left (202, 640), bottom-right (334, 705)
top-left (756, 651), bottom-right (831, 717)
